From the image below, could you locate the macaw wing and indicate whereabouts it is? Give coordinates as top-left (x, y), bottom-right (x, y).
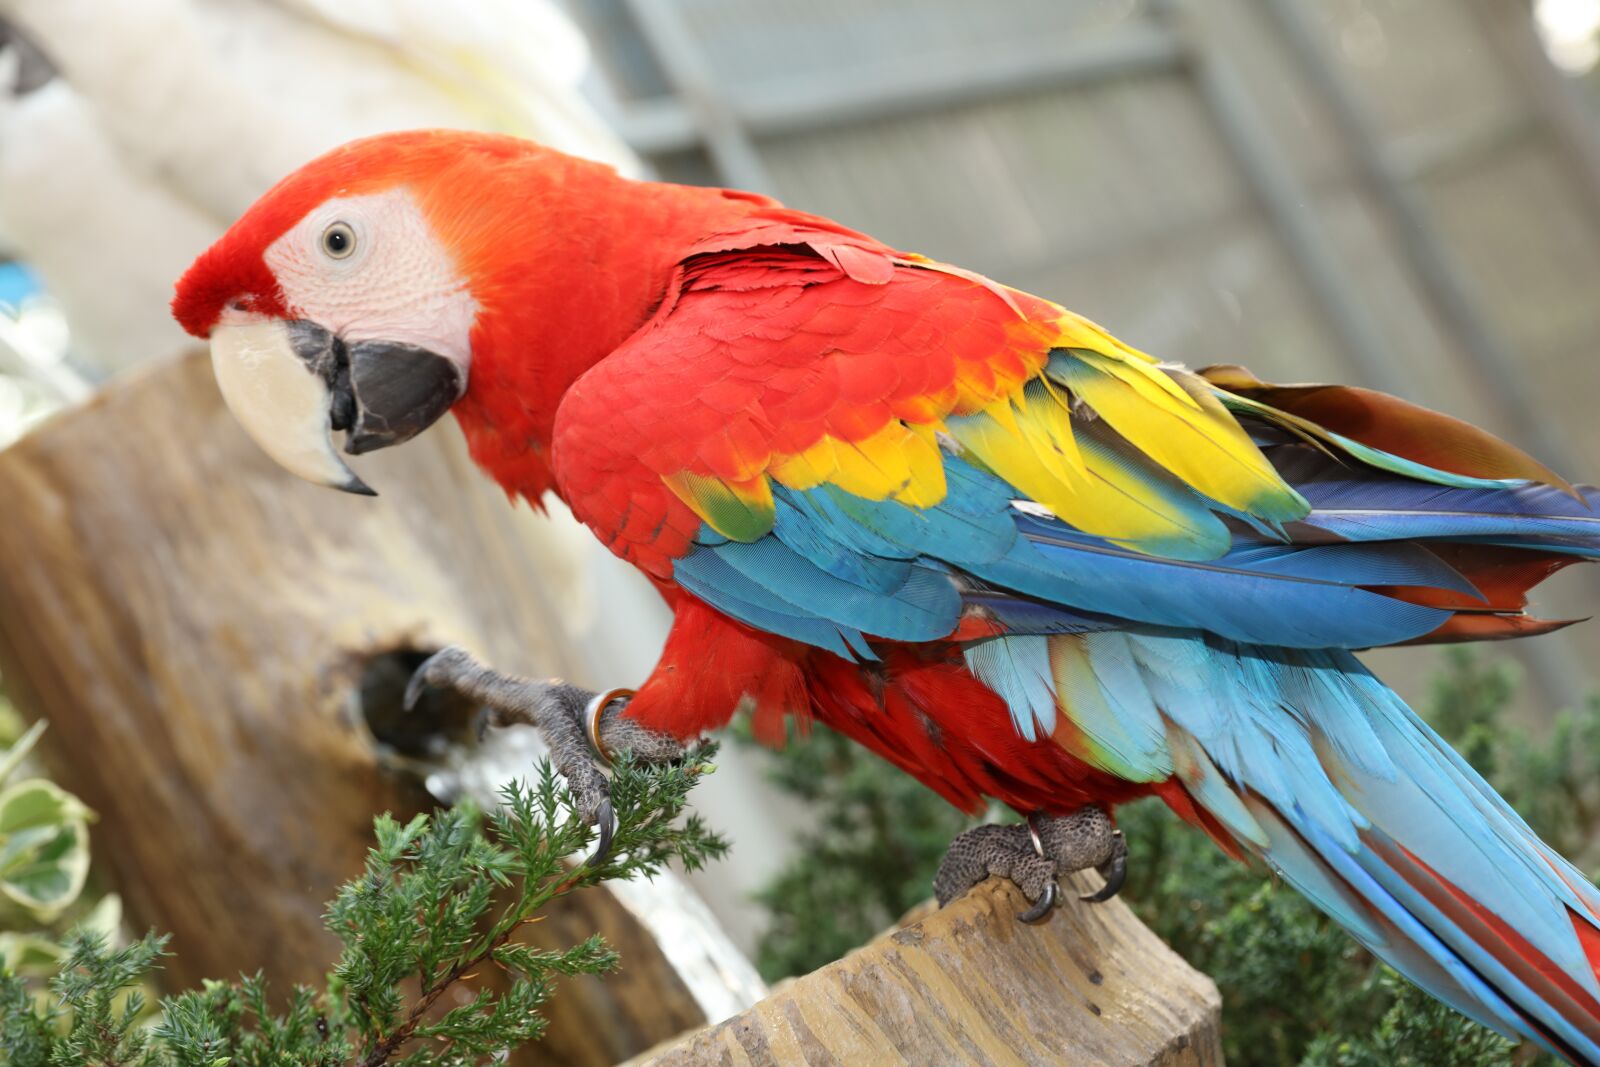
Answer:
top-left (553, 222), bottom-right (1600, 660)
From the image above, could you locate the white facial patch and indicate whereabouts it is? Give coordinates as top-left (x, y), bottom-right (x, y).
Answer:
top-left (264, 188), bottom-right (479, 374)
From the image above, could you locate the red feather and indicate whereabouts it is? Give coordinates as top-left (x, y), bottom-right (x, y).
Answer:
top-left (1385, 841), bottom-right (1600, 1056)
top-left (1372, 544), bottom-right (1586, 645)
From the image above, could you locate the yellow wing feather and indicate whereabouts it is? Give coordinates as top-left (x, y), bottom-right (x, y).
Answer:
top-left (661, 282), bottom-right (1306, 552)
top-left (1049, 349), bottom-right (1309, 523)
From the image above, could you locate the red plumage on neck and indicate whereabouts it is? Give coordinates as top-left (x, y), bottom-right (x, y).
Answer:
top-left (446, 169), bottom-right (769, 506)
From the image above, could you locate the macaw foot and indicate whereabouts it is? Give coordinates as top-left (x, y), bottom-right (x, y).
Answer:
top-left (933, 808), bottom-right (1128, 924)
top-left (403, 646), bottom-right (686, 867)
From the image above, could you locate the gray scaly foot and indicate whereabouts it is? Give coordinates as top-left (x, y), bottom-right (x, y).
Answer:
top-left (934, 808), bottom-right (1127, 923)
top-left (403, 646), bottom-right (686, 866)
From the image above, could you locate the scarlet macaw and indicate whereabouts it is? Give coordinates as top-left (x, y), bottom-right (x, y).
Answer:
top-left (174, 130), bottom-right (1600, 1062)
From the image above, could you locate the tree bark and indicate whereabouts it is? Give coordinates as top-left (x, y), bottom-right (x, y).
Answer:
top-left (0, 350), bottom-right (761, 1065)
top-left (625, 876), bottom-right (1224, 1067)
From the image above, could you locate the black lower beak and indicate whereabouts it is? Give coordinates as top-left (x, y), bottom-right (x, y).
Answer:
top-left (343, 341), bottom-right (465, 456)
top-left (282, 322), bottom-right (465, 461)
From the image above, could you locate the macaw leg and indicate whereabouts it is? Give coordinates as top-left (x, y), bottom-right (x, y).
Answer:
top-left (933, 809), bottom-right (1128, 924)
top-left (403, 647), bottom-right (686, 866)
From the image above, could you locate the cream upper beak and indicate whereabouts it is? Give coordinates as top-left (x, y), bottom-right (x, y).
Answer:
top-left (208, 320), bottom-right (374, 495)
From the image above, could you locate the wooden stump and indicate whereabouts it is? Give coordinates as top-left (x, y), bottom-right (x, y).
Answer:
top-left (0, 350), bottom-right (759, 1065)
top-left (625, 876), bottom-right (1224, 1067)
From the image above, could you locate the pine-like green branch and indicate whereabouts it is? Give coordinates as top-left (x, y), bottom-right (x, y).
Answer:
top-left (0, 745), bottom-right (725, 1067)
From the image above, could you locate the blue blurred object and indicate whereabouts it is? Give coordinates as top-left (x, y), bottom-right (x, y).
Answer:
top-left (0, 262), bottom-right (42, 312)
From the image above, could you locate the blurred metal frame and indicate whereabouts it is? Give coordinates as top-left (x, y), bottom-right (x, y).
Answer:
top-left (1263, 0), bottom-right (1573, 476)
top-left (613, 15), bottom-right (1185, 170)
top-left (1468, 0), bottom-right (1600, 232)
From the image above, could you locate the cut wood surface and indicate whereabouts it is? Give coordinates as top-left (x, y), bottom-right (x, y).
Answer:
top-left (625, 875), bottom-right (1223, 1067)
top-left (0, 350), bottom-right (761, 1065)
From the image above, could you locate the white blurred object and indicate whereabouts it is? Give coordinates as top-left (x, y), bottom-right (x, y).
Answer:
top-left (1535, 0), bottom-right (1600, 74)
top-left (0, 297), bottom-right (86, 402)
top-left (0, 297), bottom-right (85, 444)
top-left (0, 0), bottom-right (638, 371)
top-left (0, 81), bottom-right (218, 370)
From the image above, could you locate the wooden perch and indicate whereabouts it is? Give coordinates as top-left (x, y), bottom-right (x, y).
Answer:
top-left (626, 875), bottom-right (1223, 1067)
top-left (0, 351), bottom-right (760, 1066)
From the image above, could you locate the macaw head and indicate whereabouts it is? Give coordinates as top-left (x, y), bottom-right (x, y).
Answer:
top-left (173, 129), bottom-right (614, 495)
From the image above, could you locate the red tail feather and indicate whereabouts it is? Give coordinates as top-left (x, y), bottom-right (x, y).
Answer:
top-left (1384, 839), bottom-right (1600, 1049)
top-left (1154, 779), bottom-right (1246, 862)
top-left (1372, 544), bottom-right (1585, 646)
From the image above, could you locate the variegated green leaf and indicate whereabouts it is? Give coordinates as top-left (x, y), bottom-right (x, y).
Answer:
top-left (0, 779), bottom-right (91, 920)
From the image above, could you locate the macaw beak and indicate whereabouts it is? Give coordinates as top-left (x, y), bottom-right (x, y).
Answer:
top-left (208, 320), bottom-right (466, 496)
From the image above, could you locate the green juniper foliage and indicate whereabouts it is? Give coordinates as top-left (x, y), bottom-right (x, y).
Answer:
top-left (747, 650), bottom-right (1596, 1066)
top-left (0, 746), bottom-right (725, 1067)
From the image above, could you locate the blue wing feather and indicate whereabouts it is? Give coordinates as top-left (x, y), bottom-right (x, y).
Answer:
top-left (986, 521), bottom-right (1453, 647)
top-left (961, 636), bottom-right (1056, 740)
top-left (671, 447), bottom-right (1595, 656)
top-left (1276, 447), bottom-right (1600, 553)
top-left (671, 548), bottom-right (865, 658)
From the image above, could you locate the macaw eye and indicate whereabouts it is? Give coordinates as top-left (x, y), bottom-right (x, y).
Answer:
top-left (321, 221), bottom-right (357, 260)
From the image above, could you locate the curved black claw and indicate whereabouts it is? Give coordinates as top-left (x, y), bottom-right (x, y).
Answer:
top-left (402, 649), bottom-right (447, 713)
top-left (584, 797), bottom-right (616, 869)
top-left (1017, 880), bottom-right (1059, 924)
top-left (1080, 831), bottom-right (1127, 903)
top-left (934, 808), bottom-right (1125, 922)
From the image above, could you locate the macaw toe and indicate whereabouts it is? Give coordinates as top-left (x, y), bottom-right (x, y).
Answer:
top-left (933, 807), bottom-right (1125, 922)
top-left (400, 646), bottom-right (687, 870)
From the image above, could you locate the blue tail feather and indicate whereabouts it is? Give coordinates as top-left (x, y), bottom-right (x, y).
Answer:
top-left (992, 629), bottom-right (1600, 1063)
